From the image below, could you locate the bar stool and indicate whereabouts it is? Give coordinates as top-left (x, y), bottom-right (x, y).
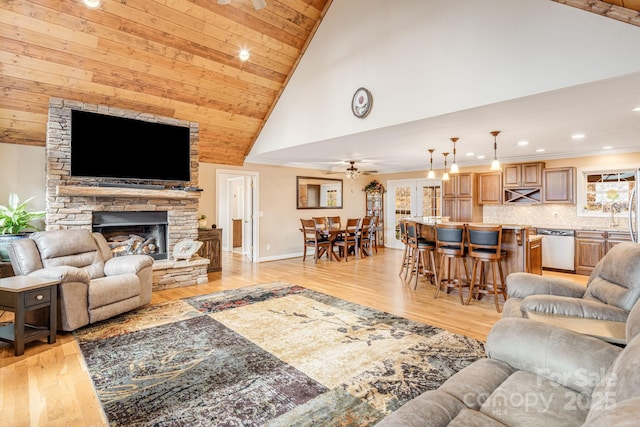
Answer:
top-left (398, 220), bottom-right (412, 280)
top-left (406, 222), bottom-right (438, 290)
top-left (434, 223), bottom-right (470, 304)
top-left (466, 224), bottom-right (507, 313)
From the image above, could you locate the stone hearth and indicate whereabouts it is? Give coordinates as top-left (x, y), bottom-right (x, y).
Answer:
top-left (45, 98), bottom-right (209, 290)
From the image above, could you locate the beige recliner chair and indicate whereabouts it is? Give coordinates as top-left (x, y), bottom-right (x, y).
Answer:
top-left (8, 229), bottom-right (154, 331)
top-left (503, 241), bottom-right (640, 321)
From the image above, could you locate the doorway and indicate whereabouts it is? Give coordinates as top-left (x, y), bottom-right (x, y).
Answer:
top-left (385, 178), bottom-right (442, 249)
top-left (217, 170), bottom-right (259, 263)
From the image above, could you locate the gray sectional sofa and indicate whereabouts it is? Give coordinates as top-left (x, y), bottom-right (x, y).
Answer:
top-left (377, 242), bottom-right (640, 426)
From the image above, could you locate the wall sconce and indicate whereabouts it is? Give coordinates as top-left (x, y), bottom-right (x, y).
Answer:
top-left (427, 148), bottom-right (436, 179)
top-left (450, 137), bottom-right (460, 174)
top-left (490, 130), bottom-right (502, 171)
top-left (442, 152), bottom-right (450, 181)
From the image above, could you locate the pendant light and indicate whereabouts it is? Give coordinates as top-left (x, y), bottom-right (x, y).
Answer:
top-left (427, 148), bottom-right (436, 179)
top-left (490, 130), bottom-right (502, 171)
top-left (442, 152), bottom-right (450, 181)
top-left (449, 137), bottom-right (460, 174)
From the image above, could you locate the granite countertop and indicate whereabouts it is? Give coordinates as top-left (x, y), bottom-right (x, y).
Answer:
top-left (407, 218), bottom-right (532, 231)
top-left (533, 225), bottom-right (631, 233)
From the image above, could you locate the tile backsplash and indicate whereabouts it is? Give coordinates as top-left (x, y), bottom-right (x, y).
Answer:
top-left (483, 204), bottom-right (631, 231)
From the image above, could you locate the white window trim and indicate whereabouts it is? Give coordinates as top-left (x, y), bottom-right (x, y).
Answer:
top-left (576, 164), bottom-right (637, 217)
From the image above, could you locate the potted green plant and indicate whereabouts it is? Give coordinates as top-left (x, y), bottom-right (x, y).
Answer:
top-left (0, 193), bottom-right (46, 261)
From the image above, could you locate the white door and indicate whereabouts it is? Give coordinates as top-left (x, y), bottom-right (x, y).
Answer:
top-left (217, 170), bottom-right (259, 263)
top-left (243, 175), bottom-right (255, 262)
top-left (385, 179), bottom-right (442, 249)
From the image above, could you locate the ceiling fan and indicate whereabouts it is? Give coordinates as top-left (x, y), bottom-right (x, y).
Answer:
top-left (328, 161), bottom-right (378, 179)
top-left (217, 0), bottom-right (267, 10)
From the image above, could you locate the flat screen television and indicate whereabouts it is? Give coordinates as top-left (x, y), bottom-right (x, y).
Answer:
top-left (70, 110), bottom-right (191, 183)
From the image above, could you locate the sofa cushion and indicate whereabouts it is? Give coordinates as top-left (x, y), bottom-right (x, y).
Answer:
top-left (479, 371), bottom-right (588, 427)
top-left (584, 242), bottom-right (640, 311)
top-left (486, 318), bottom-right (621, 395)
top-left (583, 396), bottom-right (640, 427)
top-left (31, 230), bottom-right (106, 279)
top-left (520, 295), bottom-right (629, 321)
top-left (438, 358), bottom-right (515, 410)
top-left (449, 408), bottom-right (506, 426)
top-left (88, 274), bottom-right (140, 310)
top-left (375, 389), bottom-right (467, 427)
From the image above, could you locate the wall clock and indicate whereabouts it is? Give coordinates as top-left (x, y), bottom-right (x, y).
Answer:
top-left (352, 87), bottom-right (372, 118)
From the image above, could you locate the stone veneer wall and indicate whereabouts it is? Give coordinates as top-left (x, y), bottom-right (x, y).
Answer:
top-left (45, 98), bottom-right (209, 290)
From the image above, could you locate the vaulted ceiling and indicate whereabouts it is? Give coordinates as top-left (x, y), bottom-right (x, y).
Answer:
top-left (0, 0), bottom-right (332, 165)
top-left (0, 0), bottom-right (638, 167)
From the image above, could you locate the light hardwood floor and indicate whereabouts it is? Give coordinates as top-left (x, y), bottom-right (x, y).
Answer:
top-left (0, 248), bottom-right (587, 427)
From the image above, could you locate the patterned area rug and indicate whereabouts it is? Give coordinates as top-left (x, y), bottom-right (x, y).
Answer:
top-left (74, 282), bottom-right (485, 426)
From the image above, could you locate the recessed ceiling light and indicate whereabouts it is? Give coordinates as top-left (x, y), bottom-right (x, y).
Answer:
top-left (477, 155), bottom-right (486, 160)
top-left (536, 148), bottom-right (546, 153)
top-left (82, 0), bottom-right (101, 8)
top-left (602, 146), bottom-right (613, 150)
top-left (632, 107), bottom-right (640, 112)
top-left (239, 48), bottom-right (250, 61)
top-left (465, 152), bottom-right (474, 156)
top-left (517, 140), bottom-right (529, 146)
top-left (572, 133), bottom-right (585, 140)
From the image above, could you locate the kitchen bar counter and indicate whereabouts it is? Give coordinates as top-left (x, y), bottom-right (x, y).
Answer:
top-left (406, 218), bottom-right (541, 276)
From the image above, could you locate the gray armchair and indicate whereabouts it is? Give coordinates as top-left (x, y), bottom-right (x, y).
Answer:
top-left (503, 242), bottom-right (640, 322)
top-left (376, 296), bottom-right (640, 426)
top-left (8, 229), bottom-right (154, 331)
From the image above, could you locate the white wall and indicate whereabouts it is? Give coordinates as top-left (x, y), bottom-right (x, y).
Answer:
top-left (0, 143), bottom-right (46, 211)
top-left (251, 0), bottom-right (640, 155)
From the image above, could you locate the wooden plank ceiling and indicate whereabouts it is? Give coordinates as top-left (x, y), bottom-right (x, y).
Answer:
top-left (0, 0), bottom-right (637, 166)
top-left (0, 0), bottom-right (331, 165)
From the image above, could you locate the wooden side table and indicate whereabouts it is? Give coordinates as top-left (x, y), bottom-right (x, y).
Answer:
top-left (0, 276), bottom-right (59, 356)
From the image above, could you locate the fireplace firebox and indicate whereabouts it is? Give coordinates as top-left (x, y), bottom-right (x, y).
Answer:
top-left (92, 211), bottom-right (168, 260)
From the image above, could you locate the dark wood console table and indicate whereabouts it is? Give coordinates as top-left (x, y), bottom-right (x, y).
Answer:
top-left (0, 276), bottom-right (59, 356)
top-left (198, 228), bottom-right (222, 272)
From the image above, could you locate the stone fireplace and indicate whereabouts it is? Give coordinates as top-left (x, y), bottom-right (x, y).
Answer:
top-left (92, 211), bottom-right (168, 260)
top-left (45, 98), bottom-right (209, 290)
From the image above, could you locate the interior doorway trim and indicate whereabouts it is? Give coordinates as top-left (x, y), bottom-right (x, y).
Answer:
top-left (216, 169), bottom-right (259, 263)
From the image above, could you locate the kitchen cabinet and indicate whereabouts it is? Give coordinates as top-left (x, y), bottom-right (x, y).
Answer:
top-left (365, 190), bottom-right (384, 247)
top-left (198, 228), bottom-right (222, 273)
top-left (503, 162), bottom-right (545, 204)
top-left (543, 167), bottom-right (575, 204)
top-left (503, 162), bottom-right (544, 188)
top-left (575, 230), bottom-right (606, 276)
top-left (442, 173), bottom-right (482, 222)
top-left (575, 229), bottom-right (633, 276)
top-left (478, 172), bottom-right (502, 204)
top-left (443, 173), bottom-right (473, 198)
top-left (606, 231), bottom-right (632, 251)
top-left (527, 235), bottom-right (543, 275)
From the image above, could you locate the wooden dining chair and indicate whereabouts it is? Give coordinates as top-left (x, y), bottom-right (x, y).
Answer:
top-left (358, 216), bottom-right (373, 257)
top-left (327, 216), bottom-right (342, 231)
top-left (333, 218), bottom-right (360, 261)
top-left (312, 217), bottom-right (328, 232)
top-left (300, 218), bottom-right (330, 263)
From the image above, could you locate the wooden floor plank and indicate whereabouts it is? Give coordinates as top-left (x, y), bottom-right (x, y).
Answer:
top-left (0, 248), bottom-right (587, 425)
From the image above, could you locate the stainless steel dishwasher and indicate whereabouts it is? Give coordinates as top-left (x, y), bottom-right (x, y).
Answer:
top-left (536, 228), bottom-right (575, 272)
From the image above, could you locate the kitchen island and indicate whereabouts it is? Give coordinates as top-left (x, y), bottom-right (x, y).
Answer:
top-left (406, 218), bottom-right (542, 277)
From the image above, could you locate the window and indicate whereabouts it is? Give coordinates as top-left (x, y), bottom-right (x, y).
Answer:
top-left (577, 167), bottom-right (636, 217)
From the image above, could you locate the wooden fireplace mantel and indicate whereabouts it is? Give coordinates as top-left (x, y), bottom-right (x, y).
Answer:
top-left (56, 185), bottom-right (201, 200)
